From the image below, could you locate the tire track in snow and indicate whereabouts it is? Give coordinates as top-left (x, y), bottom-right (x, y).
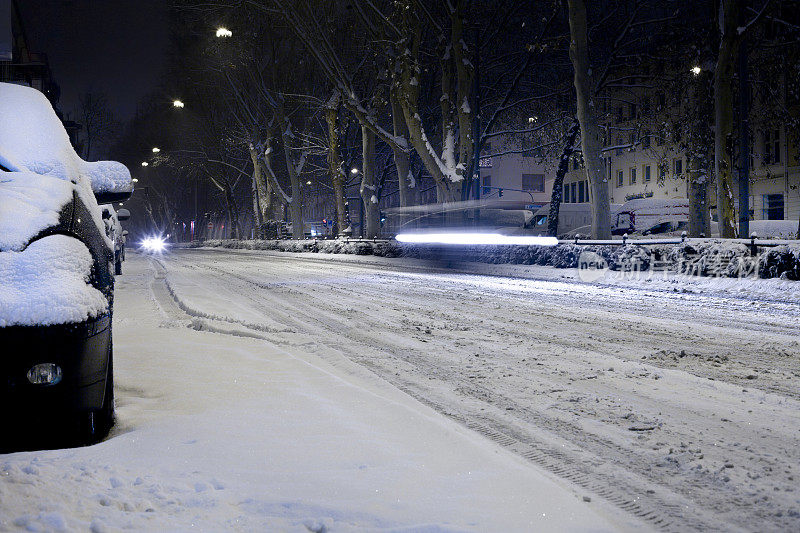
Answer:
top-left (161, 249), bottom-right (800, 532)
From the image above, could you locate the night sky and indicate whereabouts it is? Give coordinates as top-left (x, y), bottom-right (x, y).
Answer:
top-left (18, 0), bottom-right (168, 120)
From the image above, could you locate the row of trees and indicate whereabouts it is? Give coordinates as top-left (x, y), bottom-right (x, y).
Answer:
top-left (119, 0), bottom-right (800, 241)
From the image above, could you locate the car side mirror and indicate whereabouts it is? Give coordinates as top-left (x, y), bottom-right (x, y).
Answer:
top-left (95, 190), bottom-right (132, 204)
top-left (117, 208), bottom-right (131, 221)
top-left (89, 161), bottom-right (133, 204)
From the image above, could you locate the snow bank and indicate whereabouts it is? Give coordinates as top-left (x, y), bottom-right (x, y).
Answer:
top-left (0, 83), bottom-right (131, 196)
top-left (0, 172), bottom-right (74, 252)
top-left (748, 220), bottom-right (799, 240)
top-left (0, 235), bottom-right (108, 326)
top-left (185, 237), bottom-right (800, 281)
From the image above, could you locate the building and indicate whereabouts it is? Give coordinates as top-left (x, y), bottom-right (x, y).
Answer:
top-left (1, 0), bottom-right (81, 147)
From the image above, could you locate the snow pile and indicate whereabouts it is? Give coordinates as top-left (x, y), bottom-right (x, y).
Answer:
top-left (0, 83), bottom-right (132, 196)
top-left (748, 220), bottom-right (799, 240)
top-left (0, 172), bottom-right (74, 251)
top-left (183, 238), bottom-right (800, 281)
top-left (0, 235), bottom-right (108, 326)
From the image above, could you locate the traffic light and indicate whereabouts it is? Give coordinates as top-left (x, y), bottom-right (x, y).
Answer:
top-left (498, 188), bottom-right (503, 197)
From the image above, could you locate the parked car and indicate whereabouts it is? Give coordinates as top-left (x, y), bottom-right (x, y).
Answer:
top-left (530, 203), bottom-right (623, 238)
top-left (0, 83), bottom-right (132, 448)
top-left (100, 205), bottom-right (131, 275)
top-left (612, 198), bottom-right (689, 235)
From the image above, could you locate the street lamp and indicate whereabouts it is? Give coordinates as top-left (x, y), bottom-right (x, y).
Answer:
top-left (173, 99), bottom-right (185, 108)
top-left (141, 161), bottom-right (149, 167)
top-left (691, 66), bottom-right (702, 76)
top-left (351, 167), bottom-right (359, 174)
top-left (306, 180), bottom-right (312, 185)
top-left (132, 178), bottom-right (139, 183)
top-left (216, 27), bottom-right (232, 38)
top-left (152, 147), bottom-right (161, 153)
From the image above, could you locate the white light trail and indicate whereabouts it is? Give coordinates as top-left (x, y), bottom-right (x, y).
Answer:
top-left (395, 233), bottom-right (559, 246)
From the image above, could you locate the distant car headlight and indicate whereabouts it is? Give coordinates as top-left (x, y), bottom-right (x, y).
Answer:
top-left (141, 236), bottom-right (166, 252)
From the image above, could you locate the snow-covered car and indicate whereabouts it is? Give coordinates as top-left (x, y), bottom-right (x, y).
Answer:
top-left (0, 83), bottom-right (132, 447)
top-left (100, 205), bottom-right (130, 275)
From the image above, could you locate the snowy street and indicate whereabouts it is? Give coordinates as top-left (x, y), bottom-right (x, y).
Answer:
top-left (3, 248), bottom-right (799, 531)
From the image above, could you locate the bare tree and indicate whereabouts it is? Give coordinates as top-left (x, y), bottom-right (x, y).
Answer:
top-left (77, 92), bottom-right (120, 160)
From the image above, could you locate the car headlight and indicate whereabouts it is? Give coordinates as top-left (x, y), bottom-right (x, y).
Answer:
top-left (27, 363), bottom-right (63, 385)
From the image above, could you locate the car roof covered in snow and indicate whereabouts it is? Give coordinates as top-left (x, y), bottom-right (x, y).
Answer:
top-left (0, 83), bottom-right (132, 195)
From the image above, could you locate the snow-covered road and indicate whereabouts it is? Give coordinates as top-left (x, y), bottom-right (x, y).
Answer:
top-left (3, 248), bottom-right (798, 532)
top-left (2, 252), bottom-right (626, 532)
top-left (157, 248), bottom-right (800, 532)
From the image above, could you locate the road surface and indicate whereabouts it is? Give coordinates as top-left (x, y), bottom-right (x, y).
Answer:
top-left (154, 247), bottom-right (800, 532)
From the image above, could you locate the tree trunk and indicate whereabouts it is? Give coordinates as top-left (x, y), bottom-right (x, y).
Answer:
top-left (548, 120), bottom-right (581, 237)
top-left (360, 126), bottom-right (380, 238)
top-left (714, 0), bottom-right (740, 238)
top-left (567, 0), bottom-right (611, 239)
top-left (325, 102), bottom-right (348, 235)
top-left (251, 172), bottom-right (262, 238)
top-left (390, 91), bottom-right (412, 208)
top-left (249, 145), bottom-right (270, 237)
top-left (686, 58), bottom-right (714, 237)
top-left (688, 161), bottom-right (712, 237)
top-left (276, 101), bottom-right (304, 239)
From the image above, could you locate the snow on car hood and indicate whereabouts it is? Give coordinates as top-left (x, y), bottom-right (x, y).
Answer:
top-left (0, 83), bottom-right (132, 196)
top-left (0, 171), bottom-right (75, 252)
top-left (0, 234), bottom-right (108, 327)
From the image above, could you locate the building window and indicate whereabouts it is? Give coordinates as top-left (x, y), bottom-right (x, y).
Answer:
top-left (482, 175), bottom-right (491, 195)
top-left (572, 156), bottom-right (579, 171)
top-left (629, 133), bottom-right (636, 148)
top-left (674, 158), bottom-right (683, 176)
top-left (673, 123), bottom-right (682, 144)
top-left (763, 194), bottom-right (784, 220)
top-left (522, 173), bottom-right (545, 192)
top-left (570, 182), bottom-right (577, 202)
top-left (642, 130), bottom-right (650, 148)
top-left (644, 164), bottom-right (651, 182)
top-left (629, 103), bottom-right (637, 119)
top-left (617, 170), bottom-right (624, 187)
top-left (578, 181), bottom-right (585, 203)
top-left (563, 184), bottom-right (569, 203)
top-left (616, 137), bottom-right (623, 156)
top-left (764, 130), bottom-right (780, 164)
top-left (630, 167), bottom-right (637, 185)
top-left (642, 96), bottom-right (650, 114)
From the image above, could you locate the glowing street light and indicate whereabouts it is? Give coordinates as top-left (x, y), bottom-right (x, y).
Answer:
top-left (691, 66), bottom-right (702, 76)
top-left (132, 178), bottom-right (139, 183)
top-left (152, 147), bottom-right (161, 153)
top-left (141, 161), bottom-right (149, 167)
top-left (173, 99), bottom-right (185, 108)
top-left (351, 167), bottom-right (359, 174)
top-left (216, 27), bottom-right (232, 38)
top-left (306, 180), bottom-right (312, 185)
